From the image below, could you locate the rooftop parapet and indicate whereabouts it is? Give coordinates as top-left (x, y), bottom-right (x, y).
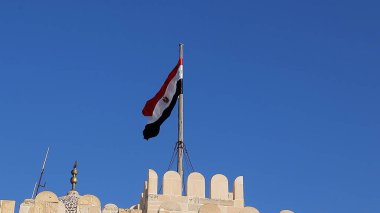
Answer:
top-left (0, 169), bottom-right (294, 213)
top-left (142, 170), bottom-right (279, 213)
top-left (140, 169), bottom-right (294, 213)
top-left (145, 169), bottom-right (244, 203)
top-left (141, 169), bottom-right (245, 213)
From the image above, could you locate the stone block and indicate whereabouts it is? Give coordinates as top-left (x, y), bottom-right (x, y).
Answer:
top-left (57, 202), bottom-right (65, 213)
top-left (233, 200), bottom-right (244, 208)
top-left (187, 172), bottom-right (205, 198)
top-left (188, 204), bottom-right (201, 212)
top-left (78, 195), bottom-right (101, 213)
top-left (158, 201), bottom-right (181, 211)
top-left (19, 199), bottom-right (34, 213)
top-left (163, 171), bottom-right (182, 196)
top-left (0, 200), bottom-right (16, 213)
top-left (218, 205), bottom-right (228, 213)
top-left (210, 174), bottom-right (228, 200)
top-left (198, 204), bottom-right (221, 213)
top-left (171, 196), bottom-right (188, 203)
top-left (35, 201), bottom-right (59, 213)
top-left (226, 207), bottom-right (240, 213)
top-left (217, 200), bottom-right (234, 207)
top-left (188, 197), bottom-right (200, 205)
top-left (199, 198), bottom-right (217, 205)
top-left (228, 193), bottom-right (233, 201)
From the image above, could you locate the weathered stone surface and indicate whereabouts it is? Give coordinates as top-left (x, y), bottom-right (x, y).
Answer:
top-left (30, 192), bottom-right (64, 213)
top-left (35, 200), bottom-right (59, 213)
top-left (78, 195), bottom-right (101, 213)
top-left (35, 191), bottom-right (59, 203)
top-left (158, 201), bottom-right (181, 211)
top-left (280, 210), bottom-right (294, 213)
top-left (210, 174), bottom-right (229, 200)
top-left (172, 196), bottom-right (188, 203)
top-left (148, 169), bottom-right (158, 195)
top-left (233, 177), bottom-right (243, 200)
top-left (227, 193), bottom-right (233, 201)
top-left (217, 200), bottom-right (234, 207)
top-left (232, 176), bottom-right (244, 207)
top-left (0, 200), bottom-right (16, 213)
top-left (198, 204), bottom-right (221, 213)
top-left (162, 171), bottom-right (181, 196)
top-left (78, 195), bottom-right (101, 206)
top-left (187, 172), bottom-right (205, 198)
top-left (19, 199), bottom-right (34, 213)
top-left (188, 204), bottom-right (201, 212)
top-left (239, 207), bottom-right (259, 213)
top-left (102, 204), bottom-right (118, 213)
top-left (57, 202), bottom-right (66, 213)
top-left (226, 207), bottom-right (240, 213)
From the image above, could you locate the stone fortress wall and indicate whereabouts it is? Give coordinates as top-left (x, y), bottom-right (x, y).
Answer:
top-left (0, 170), bottom-right (294, 213)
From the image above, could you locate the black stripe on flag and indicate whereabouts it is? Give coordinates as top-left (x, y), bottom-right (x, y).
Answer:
top-left (143, 79), bottom-right (182, 140)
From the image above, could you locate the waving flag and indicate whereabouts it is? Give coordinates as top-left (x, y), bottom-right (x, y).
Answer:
top-left (142, 59), bottom-right (183, 140)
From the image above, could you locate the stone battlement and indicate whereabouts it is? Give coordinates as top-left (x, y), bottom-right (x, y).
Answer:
top-left (138, 169), bottom-right (294, 213)
top-left (0, 169), bottom-right (294, 213)
top-left (141, 170), bottom-right (244, 204)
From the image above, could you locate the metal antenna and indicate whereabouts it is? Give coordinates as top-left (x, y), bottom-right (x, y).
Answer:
top-left (31, 182), bottom-right (37, 199)
top-left (33, 146), bottom-right (50, 198)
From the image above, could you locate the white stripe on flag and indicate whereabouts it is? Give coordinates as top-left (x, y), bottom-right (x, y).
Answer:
top-left (147, 68), bottom-right (182, 124)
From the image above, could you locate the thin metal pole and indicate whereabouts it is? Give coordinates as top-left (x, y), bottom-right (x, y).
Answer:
top-left (34, 146), bottom-right (50, 198)
top-left (177, 43), bottom-right (184, 183)
top-left (31, 182), bottom-right (37, 199)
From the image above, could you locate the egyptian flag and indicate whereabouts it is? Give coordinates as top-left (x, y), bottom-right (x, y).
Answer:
top-left (142, 59), bottom-right (183, 140)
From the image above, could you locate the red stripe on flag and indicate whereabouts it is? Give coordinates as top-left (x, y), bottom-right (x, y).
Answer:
top-left (142, 60), bottom-right (181, 116)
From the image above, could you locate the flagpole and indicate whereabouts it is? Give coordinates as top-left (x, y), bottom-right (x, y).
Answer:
top-left (177, 43), bottom-right (184, 182)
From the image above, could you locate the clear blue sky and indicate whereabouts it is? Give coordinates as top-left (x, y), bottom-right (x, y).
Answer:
top-left (0, 1), bottom-right (379, 212)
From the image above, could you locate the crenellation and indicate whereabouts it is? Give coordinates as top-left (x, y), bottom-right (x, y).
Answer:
top-left (0, 200), bottom-right (16, 213)
top-left (2, 168), bottom-right (295, 213)
top-left (138, 170), bottom-right (268, 213)
top-left (233, 177), bottom-right (244, 208)
top-left (148, 170), bottom-right (158, 195)
top-left (210, 174), bottom-right (229, 200)
top-left (162, 171), bottom-right (181, 196)
top-left (186, 173), bottom-right (205, 198)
